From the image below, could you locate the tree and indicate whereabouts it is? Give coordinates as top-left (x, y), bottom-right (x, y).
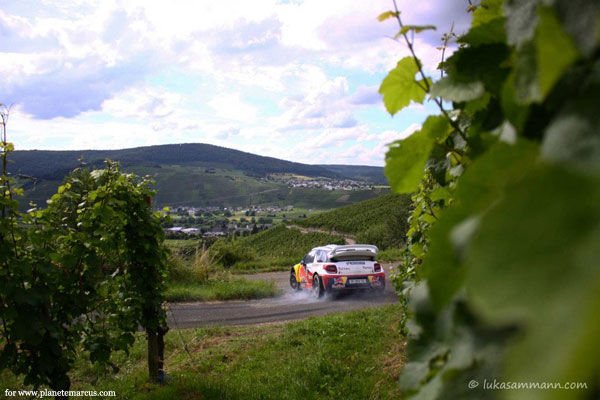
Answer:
top-left (1, 112), bottom-right (169, 395)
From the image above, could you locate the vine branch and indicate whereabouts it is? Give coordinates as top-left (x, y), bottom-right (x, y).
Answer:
top-left (390, 0), bottom-right (467, 141)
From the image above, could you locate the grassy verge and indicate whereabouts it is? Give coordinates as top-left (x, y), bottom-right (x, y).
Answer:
top-left (377, 247), bottom-right (404, 262)
top-left (164, 242), bottom-right (280, 302)
top-left (229, 256), bottom-right (296, 273)
top-left (1, 305), bottom-right (404, 399)
top-left (165, 278), bottom-right (279, 302)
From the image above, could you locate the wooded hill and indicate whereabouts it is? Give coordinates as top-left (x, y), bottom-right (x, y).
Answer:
top-left (10, 143), bottom-right (387, 209)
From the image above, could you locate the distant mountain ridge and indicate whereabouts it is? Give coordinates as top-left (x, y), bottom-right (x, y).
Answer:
top-left (9, 143), bottom-right (387, 209)
top-left (11, 143), bottom-right (385, 182)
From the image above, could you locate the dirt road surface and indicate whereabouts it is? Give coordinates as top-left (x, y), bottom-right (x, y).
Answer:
top-left (167, 265), bottom-right (398, 329)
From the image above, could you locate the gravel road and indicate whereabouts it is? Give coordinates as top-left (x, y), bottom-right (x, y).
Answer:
top-left (167, 265), bottom-right (398, 329)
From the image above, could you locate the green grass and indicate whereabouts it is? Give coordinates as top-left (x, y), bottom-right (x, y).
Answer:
top-left (165, 279), bottom-right (279, 302)
top-left (377, 247), bottom-right (405, 262)
top-left (0, 305), bottom-right (404, 399)
top-left (164, 241), bottom-right (280, 302)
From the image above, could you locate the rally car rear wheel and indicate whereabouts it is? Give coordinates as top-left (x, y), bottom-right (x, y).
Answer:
top-left (312, 274), bottom-right (324, 298)
top-left (290, 269), bottom-right (301, 291)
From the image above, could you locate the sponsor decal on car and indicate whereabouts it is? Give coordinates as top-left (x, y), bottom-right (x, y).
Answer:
top-left (331, 277), bottom-right (347, 289)
top-left (368, 276), bottom-right (384, 287)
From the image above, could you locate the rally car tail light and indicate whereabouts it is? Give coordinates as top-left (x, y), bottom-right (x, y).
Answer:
top-left (374, 263), bottom-right (382, 272)
top-left (324, 264), bottom-right (338, 273)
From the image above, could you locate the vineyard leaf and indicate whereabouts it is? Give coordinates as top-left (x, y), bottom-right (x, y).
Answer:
top-left (377, 11), bottom-right (398, 22)
top-left (505, 0), bottom-right (538, 48)
top-left (513, 42), bottom-right (541, 103)
top-left (535, 7), bottom-right (579, 99)
top-left (542, 63), bottom-right (600, 173)
top-left (542, 114), bottom-right (600, 173)
top-left (443, 44), bottom-right (510, 95)
top-left (466, 166), bottom-right (600, 397)
top-left (501, 73), bottom-right (530, 132)
top-left (424, 140), bottom-right (538, 309)
top-left (430, 187), bottom-right (451, 203)
top-left (398, 25), bottom-right (436, 36)
top-left (471, 0), bottom-right (504, 28)
top-left (459, 17), bottom-right (506, 46)
top-left (430, 77), bottom-right (484, 103)
top-left (379, 57), bottom-right (427, 116)
top-left (553, 0), bottom-right (600, 56)
top-left (385, 116), bottom-right (451, 194)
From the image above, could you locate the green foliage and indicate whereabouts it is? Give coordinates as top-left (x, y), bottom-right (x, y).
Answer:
top-left (379, 57), bottom-right (429, 115)
top-left (380, 1), bottom-right (600, 398)
top-left (209, 240), bottom-right (257, 269)
top-left (235, 224), bottom-right (344, 261)
top-left (298, 193), bottom-right (411, 249)
top-left (163, 241), bottom-right (279, 301)
top-left (202, 225), bottom-right (344, 272)
top-left (1, 131), bottom-right (168, 392)
top-left (385, 116), bottom-right (452, 193)
top-left (167, 245), bottom-right (214, 284)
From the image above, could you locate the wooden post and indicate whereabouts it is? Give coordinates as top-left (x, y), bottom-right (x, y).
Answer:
top-left (157, 326), bottom-right (168, 382)
top-left (147, 329), bottom-right (160, 383)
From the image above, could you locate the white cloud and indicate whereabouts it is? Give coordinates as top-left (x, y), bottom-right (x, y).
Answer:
top-left (1, 0), bottom-right (471, 165)
top-left (207, 93), bottom-right (258, 123)
top-left (102, 86), bottom-right (181, 119)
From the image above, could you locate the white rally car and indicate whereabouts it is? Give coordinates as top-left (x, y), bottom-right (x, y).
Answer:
top-left (290, 244), bottom-right (385, 298)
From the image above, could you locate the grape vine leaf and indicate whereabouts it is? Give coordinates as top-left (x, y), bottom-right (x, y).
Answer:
top-left (379, 57), bottom-right (428, 116)
top-left (553, 0), bottom-right (600, 57)
top-left (535, 6), bottom-right (579, 99)
top-left (513, 42), bottom-right (541, 103)
top-left (377, 11), bottom-right (398, 22)
top-left (398, 25), bottom-right (436, 36)
top-left (465, 165), bottom-right (600, 399)
top-left (430, 77), bottom-right (484, 103)
top-left (471, 0), bottom-right (504, 28)
top-left (423, 140), bottom-right (538, 309)
top-left (542, 114), bottom-right (600, 173)
top-left (459, 17), bottom-right (506, 46)
top-left (501, 73), bottom-right (530, 132)
top-left (442, 44), bottom-right (510, 96)
top-left (400, 285), bottom-right (511, 400)
top-left (505, 0), bottom-right (538, 48)
top-left (385, 116), bottom-right (451, 194)
top-left (541, 61), bottom-right (600, 173)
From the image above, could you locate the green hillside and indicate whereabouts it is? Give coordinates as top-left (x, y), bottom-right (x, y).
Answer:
top-left (10, 143), bottom-right (342, 180)
top-left (238, 225), bottom-right (344, 259)
top-left (315, 164), bottom-right (388, 185)
top-left (210, 225), bottom-right (345, 272)
top-left (10, 143), bottom-right (386, 210)
top-left (297, 193), bottom-right (412, 249)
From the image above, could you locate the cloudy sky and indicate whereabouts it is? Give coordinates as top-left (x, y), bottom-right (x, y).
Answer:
top-left (1, 0), bottom-right (470, 166)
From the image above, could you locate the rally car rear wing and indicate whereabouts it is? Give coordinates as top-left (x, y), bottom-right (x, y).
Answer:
top-left (328, 244), bottom-right (378, 259)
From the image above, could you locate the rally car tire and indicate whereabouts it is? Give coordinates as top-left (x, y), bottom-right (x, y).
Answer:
top-left (290, 269), bottom-right (301, 291)
top-left (312, 274), bottom-right (324, 298)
